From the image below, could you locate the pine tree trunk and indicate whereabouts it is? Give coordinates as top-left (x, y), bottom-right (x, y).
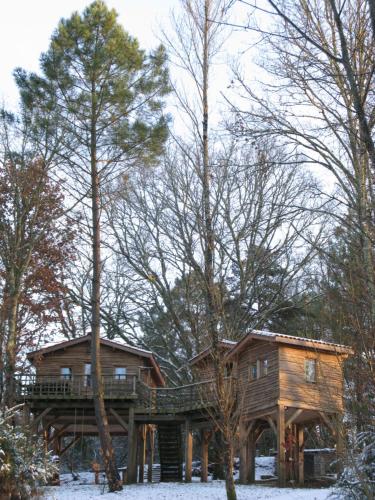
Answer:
top-left (3, 279), bottom-right (20, 407)
top-left (90, 108), bottom-right (122, 492)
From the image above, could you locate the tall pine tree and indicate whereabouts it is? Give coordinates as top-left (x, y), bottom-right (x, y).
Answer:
top-left (15, 1), bottom-right (169, 490)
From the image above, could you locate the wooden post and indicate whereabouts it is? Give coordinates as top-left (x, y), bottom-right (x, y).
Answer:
top-left (147, 426), bottom-right (155, 483)
top-left (297, 424), bottom-right (304, 486)
top-left (43, 426), bottom-right (50, 454)
top-left (127, 406), bottom-right (138, 484)
top-left (247, 429), bottom-right (256, 483)
top-left (200, 429), bottom-right (211, 482)
top-left (336, 416), bottom-right (344, 477)
top-left (239, 420), bottom-right (248, 484)
top-left (277, 405), bottom-right (286, 487)
top-left (138, 425), bottom-right (146, 483)
top-left (23, 404), bottom-right (31, 427)
top-left (185, 420), bottom-right (193, 482)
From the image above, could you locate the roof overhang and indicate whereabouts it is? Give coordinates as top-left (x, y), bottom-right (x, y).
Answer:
top-left (227, 330), bottom-right (353, 360)
top-left (189, 340), bottom-right (237, 366)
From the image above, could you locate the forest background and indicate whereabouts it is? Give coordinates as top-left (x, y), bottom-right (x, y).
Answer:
top-left (0, 0), bottom-right (374, 499)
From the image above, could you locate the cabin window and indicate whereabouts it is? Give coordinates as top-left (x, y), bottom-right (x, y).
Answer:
top-left (84, 363), bottom-right (92, 387)
top-left (260, 358), bottom-right (269, 377)
top-left (114, 367), bottom-right (127, 380)
top-left (304, 359), bottom-right (317, 383)
top-left (224, 362), bottom-right (233, 377)
top-left (249, 362), bottom-right (258, 380)
top-left (60, 367), bottom-right (72, 380)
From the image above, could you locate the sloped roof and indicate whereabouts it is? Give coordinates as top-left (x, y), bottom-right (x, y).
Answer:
top-left (228, 329), bottom-right (353, 358)
top-left (189, 339), bottom-right (237, 366)
top-left (27, 334), bottom-right (165, 386)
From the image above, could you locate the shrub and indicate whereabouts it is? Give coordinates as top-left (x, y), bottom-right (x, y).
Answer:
top-left (0, 405), bottom-right (57, 499)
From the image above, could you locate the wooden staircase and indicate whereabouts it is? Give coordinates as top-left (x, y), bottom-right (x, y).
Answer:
top-left (158, 423), bottom-right (183, 482)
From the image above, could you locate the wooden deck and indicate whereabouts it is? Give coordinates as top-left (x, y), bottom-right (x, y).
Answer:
top-left (15, 375), bottom-right (218, 415)
top-left (16, 374), bottom-right (138, 400)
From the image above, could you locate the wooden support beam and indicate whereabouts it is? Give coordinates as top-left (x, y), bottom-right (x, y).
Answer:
top-left (297, 425), bottom-right (304, 486)
top-left (43, 427), bottom-right (49, 454)
top-left (239, 420), bottom-right (249, 484)
top-left (247, 429), bottom-right (256, 483)
top-left (138, 425), bottom-right (146, 483)
top-left (185, 420), bottom-right (193, 483)
top-left (48, 424), bottom-right (70, 444)
top-left (31, 407), bottom-right (52, 430)
top-left (254, 427), bottom-right (265, 443)
top-left (267, 416), bottom-right (277, 436)
top-left (200, 429), bottom-right (211, 483)
top-left (23, 404), bottom-right (31, 426)
top-left (109, 408), bottom-right (128, 431)
top-left (285, 409), bottom-right (304, 428)
top-left (147, 427), bottom-right (155, 483)
top-left (277, 405), bottom-right (286, 487)
top-left (335, 415), bottom-right (344, 476)
top-left (60, 436), bottom-right (81, 457)
top-left (127, 406), bottom-right (138, 484)
top-left (319, 412), bottom-right (337, 437)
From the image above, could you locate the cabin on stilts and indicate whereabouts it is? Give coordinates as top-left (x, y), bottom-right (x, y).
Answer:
top-left (16, 330), bottom-right (352, 487)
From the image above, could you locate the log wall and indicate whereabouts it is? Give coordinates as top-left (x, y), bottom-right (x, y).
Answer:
top-left (278, 345), bottom-right (344, 412)
top-left (237, 341), bottom-right (279, 416)
top-left (34, 341), bottom-right (158, 386)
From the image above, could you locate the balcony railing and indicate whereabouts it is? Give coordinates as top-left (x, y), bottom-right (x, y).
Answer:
top-left (15, 374), bottom-right (235, 414)
top-left (15, 374), bottom-right (138, 400)
top-left (137, 379), bottom-right (218, 414)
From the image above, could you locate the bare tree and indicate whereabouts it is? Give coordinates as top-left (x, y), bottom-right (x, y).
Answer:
top-left (231, 0), bottom-right (375, 441)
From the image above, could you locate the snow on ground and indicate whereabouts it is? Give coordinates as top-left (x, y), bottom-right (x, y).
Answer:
top-left (42, 471), bottom-right (333, 500)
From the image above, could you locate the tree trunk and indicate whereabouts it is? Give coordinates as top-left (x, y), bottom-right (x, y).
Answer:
top-left (90, 108), bottom-right (122, 492)
top-left (3, 283), bottom-right (20, 407)
top-left (223, 439), bottom-right (237, 500)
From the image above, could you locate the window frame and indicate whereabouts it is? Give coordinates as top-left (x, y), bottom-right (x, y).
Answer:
top-left (304, 358), bottom-right (317, 383)
top-left (60, 367), bottom-right (72, 380)
top-left (249, 362), bottom-right (258, 381)
top-left (114, 366), bottom-right (127, 380)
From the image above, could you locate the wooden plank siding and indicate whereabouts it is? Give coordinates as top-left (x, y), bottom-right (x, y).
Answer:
top-left (34, 341), bottom-right (158, 387)
top-left (278, 346), bottom-right (344, 413)
top-left (237, 341), bottom-right (279, 417)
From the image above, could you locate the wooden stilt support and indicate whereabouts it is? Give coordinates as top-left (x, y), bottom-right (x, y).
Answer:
top-left (277, 405), bottom-right (286, 487)
top-left (336, 415), bottom-right (344, 477)
top-left (297, 424), bottom-right (304, 486)
top-left (127, 406), bottom-right (138, 484)
top-left (247, 428), bottom-right (256, 483)
top-left (185, 419), bottom-right (193, 483)
top-left (31, 407), bottom-right (52, 431)
top-left (110, 408), bottom-right (128, 431)
top-left (23, 404), bottom-right (31, 426)
top-left (138, 425), bottom-right (146, 483)
top-left (239, 420), bottom-right (249, 484)
top-left (43, 426), bottom-right (49, 454)
top-left (200, 429), bottom-right (211, 483)
top-left (147, 426), bottom-right (155, 483)
top-left (60, 436), bottom-right (81, 457)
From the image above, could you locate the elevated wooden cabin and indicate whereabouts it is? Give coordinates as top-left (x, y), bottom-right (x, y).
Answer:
top-left (18, 330), bottom-right (352, 488)
top-left (190, 330), bottom-right (352, 486)
top-left (26, 334), bottom-right (164, 391)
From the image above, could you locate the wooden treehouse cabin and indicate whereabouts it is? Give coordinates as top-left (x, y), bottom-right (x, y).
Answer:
top-left (16, 330), bottom-right (352, 487)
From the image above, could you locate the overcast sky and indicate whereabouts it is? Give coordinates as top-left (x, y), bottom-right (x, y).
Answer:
top-left (0, 0), bottom-right (178, 108)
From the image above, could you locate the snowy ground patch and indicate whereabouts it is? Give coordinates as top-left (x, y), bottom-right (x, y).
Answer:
top-left (43, 473), bottom-right (333, 500)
